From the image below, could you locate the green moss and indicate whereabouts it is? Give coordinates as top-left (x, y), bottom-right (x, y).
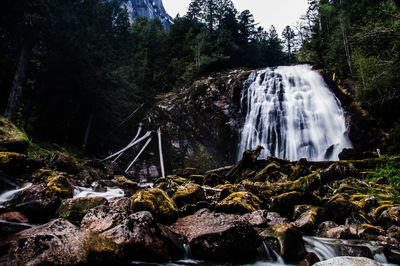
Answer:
top-left (253, 162), bottom-right (281, 182)
top-left (367, 156), bottom-right (400, 191)
top-left (131, 188), bottom-right (178, 224)
top-left (172, 183), bottom-right (205, 207)
top-left (57, 197), bottom-right (108, 225)
top-left (0, 116), bottom-right (29, 153)
top-left (45, 174), bottom-right (73, 199)
top-left (0, 152), bottom-right (26, 165)
top-left (216, 191), bottom-right (261, 214)
top-left (79, 232), bottom-right (120, 264)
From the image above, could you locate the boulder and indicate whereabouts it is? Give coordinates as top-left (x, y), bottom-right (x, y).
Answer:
top-left (102, 211), bottom-right (184, 262)
top-left (169, 208), bottom-right (263, 262)
top-left (316, 221), bottom-right (339, 237)
top-left (0, 116), bottom-right (29, 153)
top-left (203, 172), bottom-right (224, 187)
top-left (108, 197), bottom-right (131, 213)
top-left (314, 256), bottom-right (382, 266)
top-left (0, 218), bottom-right (119, 265)
top-left (260, 223), bottom-right (306, 262)
top-left (130, 188), bottom-right (178, 224)
top-left (45, 174), bottom-right (73, 199)
top-left (242, 210), bottom-right (269, 227)
top-left (271, 191), bottom-right (319, 217)
top-left (253, 162), bottom-right (281, 182)
top-left (0, 219), bottom-right (33, 239)
top-left (323, 225), bottom-right (352, 239)
top-left (216, 191), bottom-right (262, 214)
top-left (50, 152), bottom-right (80, 174)
top-left (378, 205), bottom-right (400, 227)
top-left (293, 205), bottom-right (319, 234)
top-left (337, 245), bottom-right (373, 258)
top-left (322, 194), bottom-right (359, 224)
top-left (266, 212), bottom-right (289, 226)
top-left (57, 196), bottom-right (108, 225)
top-left (81, 205), bottom-right (127, 233)
top-left (0, 211), bottom-right (28, 223)
top-left (172, 183), bottom-right (205, 207)
top-left (357, 224), bottom-right (386, 240)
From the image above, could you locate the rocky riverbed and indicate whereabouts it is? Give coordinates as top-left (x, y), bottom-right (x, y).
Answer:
top-left (0, 116), bottom-right (400, 265)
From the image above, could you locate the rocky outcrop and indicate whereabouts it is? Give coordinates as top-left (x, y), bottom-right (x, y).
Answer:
top-left (0, 219), bottom-right (119, 265)
top-left (169, 208), bottom-right (263, 262)
top-left (314, 256), bottom-right (383, 266)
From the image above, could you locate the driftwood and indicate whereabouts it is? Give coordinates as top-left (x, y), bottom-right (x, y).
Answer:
top-left (113, 125), bottom-right (142, 163)
top-left (125, 136), bottom-right (152, 173)
top-left (157, 128), bottom-right (166, 178)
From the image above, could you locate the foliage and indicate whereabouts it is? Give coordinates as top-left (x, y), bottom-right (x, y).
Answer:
top-left (368, 156), bottom-right (400, 189)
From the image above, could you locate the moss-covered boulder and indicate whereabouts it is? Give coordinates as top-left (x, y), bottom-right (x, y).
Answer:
top-left (154, 180), bottom-right (179, 197)
top-left (130, 188), bottom-right (178, 224)
top-left (0, 152), bottom-right (26, 173)
top-left (172, 183), bottom-right (205, 207)
top-left (253, 162), bottom-right (281, 182)
top-left (189, 174), bottom-right (205, 185)
top-left (45, 174), bottom-right (73, 199)
top-left (376, 205), bottom-right (400, 228)
top-left (173, 168), bottom-right (198, 178)
top-left (203, 172), bottom-right (224, 187)
top-left (51, 152), bottom-right (80, 174)
top-left (322, 194), bottom-right (360, 224)
top-left (260, 223), bottom-right (306, 262)
top-left (271, 191), bottom-right (320, 217)
top-left (0, 116), bottom-right (29, 153)
top-left (216, 191), bottom-right (261, 214)
top-left (57, 197), bottom-right (108, 225)
top-left (289, 164), bottom-right (311, 180)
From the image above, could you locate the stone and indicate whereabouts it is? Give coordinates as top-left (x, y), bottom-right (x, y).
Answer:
top-left (102, 211), bottom-right (184, 262)
top-left (0, 152), bottom-right (26, 174)
top-left (253, 162), bottom-right (281, 182)
top-left (271, 191), bottom-right (318, 217)
top-left (0, 218), bottom-right (119, 265)
top-left (81, 205), bottom-right (127, 233)
top-left (357, 224), bottom-right (386, 239)
top-left (57, 196), bottom-right (108, 225)
top-left (130, 188), bottom-right (178, 224)
top-left (242, 210), bottom-right (269, 227)
top-left (323, 194), bottom-right (359, 224)
top-left (299, 252), bottom-right (320, 266)
top-left (108, 197), bottom-right (131, 213)
top-left (45, 174), bottom-right (73, 199)
top-left (169, 208), bottom-right (263, 262)
top-left (324, 225), bottom-right (352, 239)
top-left (172, 183), bottom-right (205, 207)
top-left (293, 205), bottom-right (319, 234)
top-left (260, 223), bottom-right (306, 262)
top-left (316, 221), bottom-right (339, 237)
top-left (314, 256), bottom-right (382, 266)
top-left (14, 198), bottom-right (61, 223)
top-left (0, 211), bottom-right (28, 223)
top-left (266, 212), bottom-right (289, 226)
top-left (203, 172), bottom-right (224, 187)
top-left (216, 191), bottom-right (262, 214)
top-left (378, 206), bottom-right (400, 227)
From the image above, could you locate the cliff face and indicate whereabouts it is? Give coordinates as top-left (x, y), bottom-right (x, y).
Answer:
top-left (146, 69), bottom-right (253, 172)
top-left (119, 0), bottom-right (172, 29)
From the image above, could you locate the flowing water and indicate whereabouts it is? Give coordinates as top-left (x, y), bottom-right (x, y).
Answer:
top-left (238, 65), bottom-right (352, 161)
top-left (73, 185), bottom-right (124, 199)
top-left (0, 183), bottom-right (32, 207)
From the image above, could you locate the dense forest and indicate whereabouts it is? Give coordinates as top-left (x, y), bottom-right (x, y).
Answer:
top-left (0, 0), bottom-right (399, 154)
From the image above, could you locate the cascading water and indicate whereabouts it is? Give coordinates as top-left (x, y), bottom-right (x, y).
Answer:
top-left (238, 65), bottom-right (352, 161)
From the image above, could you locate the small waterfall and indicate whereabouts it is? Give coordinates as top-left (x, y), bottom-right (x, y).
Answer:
top-left (238, 65), bottom-right (352, 161)
top-left (0, 183), bottom-right (32, 207)
top-left (73, 185), bottom-right (124, 199)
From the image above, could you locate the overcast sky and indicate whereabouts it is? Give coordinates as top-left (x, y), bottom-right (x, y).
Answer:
top-left (162, 0), bottom-right (309, 35)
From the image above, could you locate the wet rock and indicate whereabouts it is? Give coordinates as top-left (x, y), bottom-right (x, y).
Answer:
top-left (324, 225), bottom-right (352, 239)
top-left (0, 211), bottom-right (28, 223)
top-left (377, 205), bottom-right (400, 227)
top-left (319, 161), bottom-right (358, 183)
top-left (337, 245), bottom-right (373, 258)
top-left (242, 210), bottom-right (269, 227)
top-left (92, 181), bottom-right (107, 192)
top-left (169, 208), bottom-right (263, 262)
top-left (216, 191), bottom-right (262, 214)
top-left (0, 116), bottom-right (29, 153)
top-left (299, 252), bottom-right (320, 266)
top-left (314, 256), bottom-right (381, 266)
top-left (154, 179), bottom-right (179, 197)
top-left (50, 152), bottom-right (80, 174)
top-left (323, 194), bottom-right (359, 224)
top-left (260, 223), bottom-right (306, 262)
top-left (339, 148), bottom-right (362, 160)
top-left (14, 198), bottom-right (61, 223)
top-left (102, 211), bottom-right (184, 262)
top-left (0, 218), bottom-right (119, 265)
top-left (57, 196), bottom-right (108, 225)
top-left (316, 221), bottom-right (339, 237)
top-left (172, 183), bottom-right (205, 207)
top-left (293, 205), bottom-right (319, 234)
top-left (130, 188), bottom-right (178, 224)
top-left (203, 172), bottom-right (224, 187)
top-left (357, 224), bottom-right (386, 239)
top-left (271, 191), bottom-right (319, 217)
top-left (178, 201), bottom-right (211, 217)
top-left (376, 176), bottom-right (389, 185)
top-left (45, 173), bottom-right (73, 199)
top-left (81, 205), bottom-right (127, 233)
top-left (266, 212), bottom-right (289, 226)
top-left (0, 219), bottom-right (33, 239)
top-left (113, 175), bottom-right (138, 195)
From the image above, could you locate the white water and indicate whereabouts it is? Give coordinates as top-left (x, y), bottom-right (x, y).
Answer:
top-left (238, 65), bottom-right (352, 161)
top-left (0, 183), bottom-right (32, 207)
top-left (73, 186), bottom-right (124, 199)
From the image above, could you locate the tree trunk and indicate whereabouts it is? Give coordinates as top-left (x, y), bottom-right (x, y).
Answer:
top-left (4, 42), bottom-right (32, 121)
top-left (340, 18), bottom-right (353, 74)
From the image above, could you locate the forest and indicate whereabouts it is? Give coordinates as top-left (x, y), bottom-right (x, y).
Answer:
top-left (0, 0), bottom-right (399, 154)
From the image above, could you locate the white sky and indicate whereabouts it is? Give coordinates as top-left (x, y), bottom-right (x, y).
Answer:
top-left (163, 0), bottom-right (309, 36)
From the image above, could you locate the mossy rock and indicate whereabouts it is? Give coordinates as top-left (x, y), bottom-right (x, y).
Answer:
top-left (271, 191), bottom-right (320, 217)
top-left (172, 183), bottom-right (205, 207)
top-left (32, 168), bottom-right (57, 182)
top-left (322, 194), bottom-right (359, 224)
top-left (154, 180), bottom-right (179, 197)
top-left (293, 205), bottom-right (320, 234)
top-left (253, 162), bottom-right (281, 182)
top-left (289, 164), bottom-right (311, 181)
top-left (336, 184), bottom-right (357, 195)
top-left (0, 116), bottom-right (29, 153)
top-left (79, 232), bottom-right (120, 264)
top-left (0, 152), bottom-right (26, 173)
top-left (51, 152), bottom-right (80, 174)
top-left (216, 191), bottom-right (261, 214)
top-left (287, 172), bottom-right (321, 192)
top-left (357, 223), bottom-right (385, 238)
top-left (130, 188), bottom-right (178, 224)
top-left (203, 172), bottom-right (224, 187)
top-left (173, 168), bottom-right (198, 178)
top-left (57, 197), bottom-right (108, 225)
top-left (45, 174), bottom-right (73, 199)
top-left (166, 175), bottom-right (188, 185)
top-left (188, 174), bottom-right (205, 185)
top-left (260, 223), bottom-right (306, 262)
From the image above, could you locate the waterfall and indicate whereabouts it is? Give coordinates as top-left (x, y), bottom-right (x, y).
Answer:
top-left (238, 65), bottom-right (352, 161)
